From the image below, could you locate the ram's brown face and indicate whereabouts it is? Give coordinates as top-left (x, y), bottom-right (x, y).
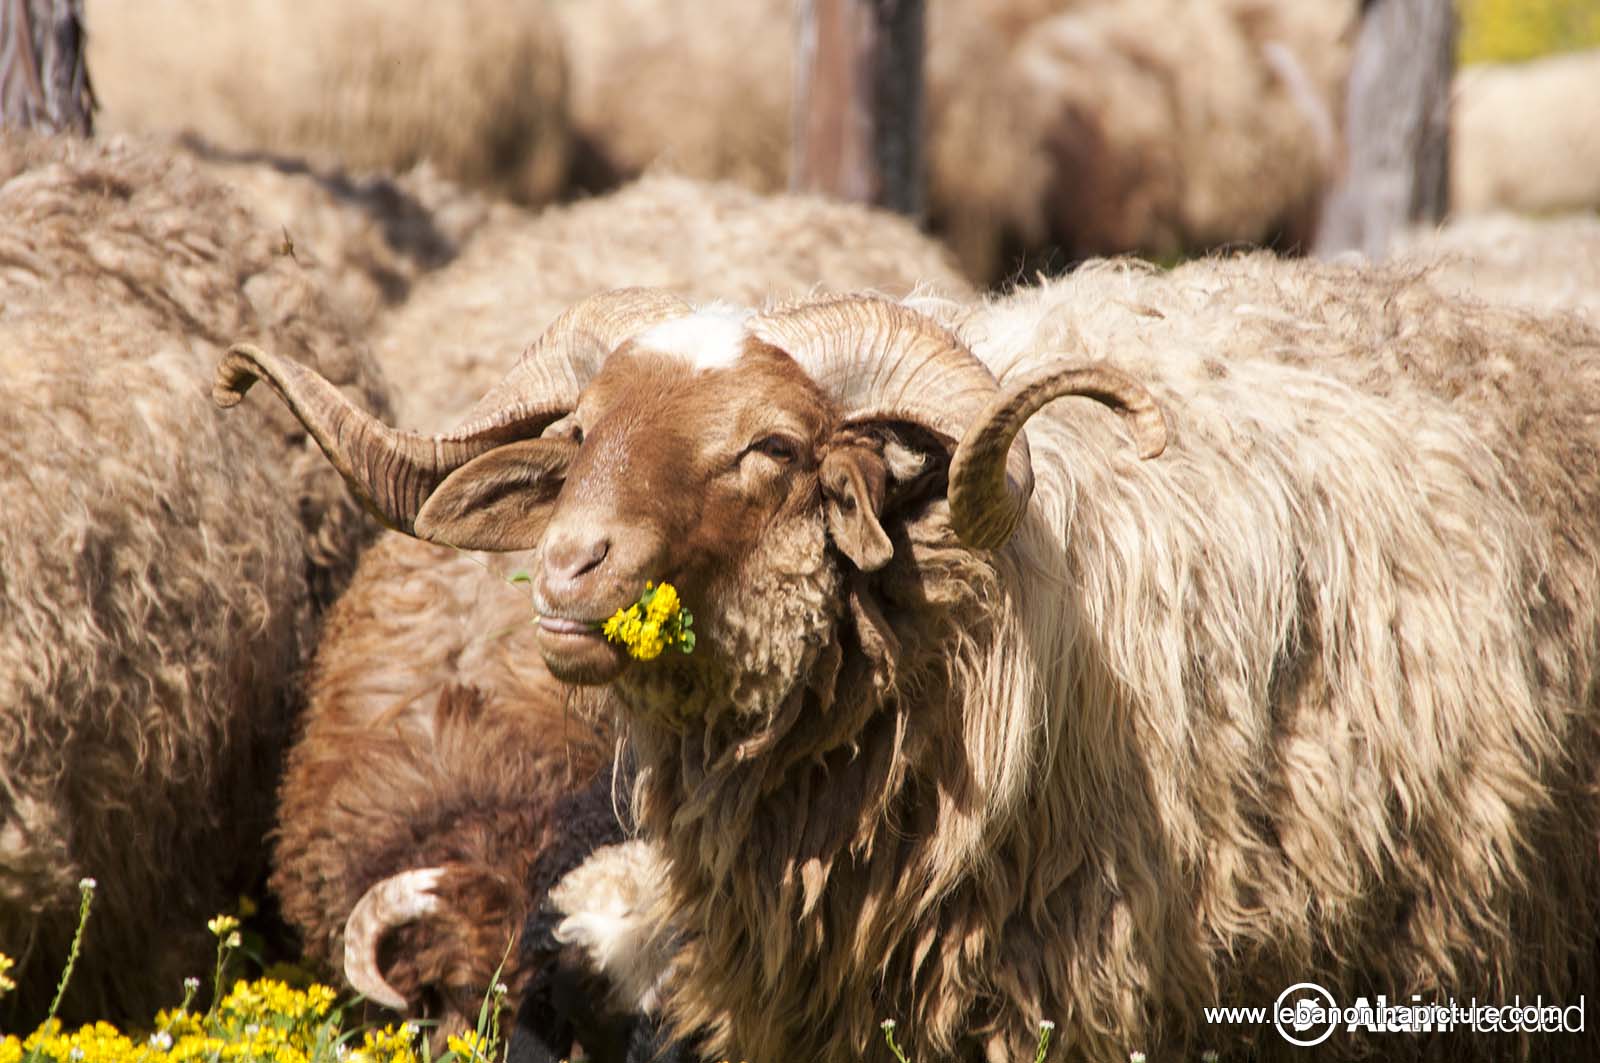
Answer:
top-left (525, 342), bottom-right (835, 685)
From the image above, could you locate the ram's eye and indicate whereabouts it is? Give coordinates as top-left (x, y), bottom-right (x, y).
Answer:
top-left (746, 435), bottom-right (801, 464)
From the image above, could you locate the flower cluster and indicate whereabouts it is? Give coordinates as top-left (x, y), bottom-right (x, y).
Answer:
top-left (601, 581), bottom-right (695, 660)
top-left (0, 979), bottom-right (417, 1063)
top-left (444, 1031), bottom-right (491, 1062)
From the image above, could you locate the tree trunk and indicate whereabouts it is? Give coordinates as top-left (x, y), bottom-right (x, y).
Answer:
top-left (1314, 0), bottom-right (1454, 258)
top-left (1, 0), bottom-right (93, 135)
top-left (792, 0), bottom-right (924, 218)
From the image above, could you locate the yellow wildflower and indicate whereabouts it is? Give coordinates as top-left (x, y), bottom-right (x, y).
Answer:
top-left (445, 1030), bottom-right (491, 1062)
top-left (206, 914), bottom-right (241, 938)
top-left (0, 951), bottom-right (14, 995)
top-left (353, 1023), bottom-right (421, 1063)
top-left (601, 581), bottom-right (696, 660)
top-left (644, 581), bottom-right (679, 624)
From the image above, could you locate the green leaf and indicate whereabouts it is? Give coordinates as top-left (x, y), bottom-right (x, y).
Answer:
top-left (507, 570), bottom-right (532, 585)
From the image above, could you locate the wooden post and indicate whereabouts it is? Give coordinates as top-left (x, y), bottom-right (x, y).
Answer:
top-left (0, 0), bottom-right (93, 135)
top-left (1314, 0), bottom-right (1454, 258)
top-left (792, 0), bottom-right (924, 218)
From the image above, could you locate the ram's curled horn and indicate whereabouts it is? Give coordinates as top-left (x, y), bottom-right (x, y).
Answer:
top-left (750, 296), bottom-right (1037, 518)
top-left (343, 866), bottom-right (447, 1010)
top-left (950, 361), bottom-right (1169, 549)
top-left (214, 288), bottom-right (692, 539)
top-left (215, 344), bottom-right (498, 535)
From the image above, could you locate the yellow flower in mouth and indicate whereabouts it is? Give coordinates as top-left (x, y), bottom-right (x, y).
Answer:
top-left (601, 581), bottom-right (696, 660)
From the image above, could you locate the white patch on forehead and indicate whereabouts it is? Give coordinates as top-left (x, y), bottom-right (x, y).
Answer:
top-left (634, 304), bottom-right (753, 371)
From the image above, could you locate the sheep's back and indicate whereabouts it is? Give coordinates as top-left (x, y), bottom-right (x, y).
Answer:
top-left (377, 174), bottom-right (971, 431)
top-left (87, 0), bottom-right (572, 206)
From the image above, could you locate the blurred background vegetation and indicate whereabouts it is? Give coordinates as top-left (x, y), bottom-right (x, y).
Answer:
top-left (1458, 0), bottom-right (1600, 64)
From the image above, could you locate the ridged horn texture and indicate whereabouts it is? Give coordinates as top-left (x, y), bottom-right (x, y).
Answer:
top-left (949, 361), bottom-right (1170, 549)
top-left (215, 289), bottom-right (691, 539)
top-left (215, 344), bottom-right (502, 535)
top-left (453, 287), bottom-right (694, 435)
top-left (342, 866), bottom-right (446, 1011)
top-left (749, 296), bottom-right (1037, 533)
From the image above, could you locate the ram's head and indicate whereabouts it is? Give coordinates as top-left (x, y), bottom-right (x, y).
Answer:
top-left (216, 289), bottom-right (1164, 719)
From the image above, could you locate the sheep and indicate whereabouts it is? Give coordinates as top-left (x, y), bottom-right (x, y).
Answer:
top-left (1387, 211), bottom-right (1600, 320)
top-left (555, 0), bottom-right (791, 195)
top-left (85, 0), bottom-right (572, 207)
top-left (1452, 47), bottom-right (1600, 218)
top-left (553, 0), bottom-right (1356, 282)
top-left (265, 170), bottom-right (964, 1055)
top-left (374, 172), bottom-right (972, 432)
top-left (926, 0), bottom-right (1356, 279)
top-left (269, 531), bottom-right (633, 1055)
top-left (0, 131), bottom-right (390, 1027)
top-left (216, 250), bottom-right (1600, 1061)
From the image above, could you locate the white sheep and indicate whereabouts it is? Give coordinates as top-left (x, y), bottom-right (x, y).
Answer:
top-left (1452, 47), bottom-right (1600, 217)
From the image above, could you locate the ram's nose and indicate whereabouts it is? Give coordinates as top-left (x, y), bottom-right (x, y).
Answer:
top-left (535, 528), bottom-right (624, 684)
top-left (542, 530), bottom-right (612, 597)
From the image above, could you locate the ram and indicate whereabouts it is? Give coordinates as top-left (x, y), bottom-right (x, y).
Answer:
top-left (0, 132), bottom-right (388, 1027)
top-left (86, 0), bottom-right (571, 206)
top-left (271, 175), bottom-right (969, 1051)
top-left (217, 256), bottom-right (1600, 1060)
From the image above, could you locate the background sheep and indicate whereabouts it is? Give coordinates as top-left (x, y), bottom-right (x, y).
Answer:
top-left (219, 254), bottom-right (1600, 1060)
top-left (375, 172), bottom-right (971, 431)
top-left (85, 0), bottom-right (572, 206)
top-left (554, 0), bottom-right (1356, 282)
top-left (1451, 47), bottom-right (1600, 217)
top-left (927, 0), bottom-right (1354, 278)
top-left (0, 132), bottom-right (389, 1026)
top-left (555, 0), bottom-right (791, 195)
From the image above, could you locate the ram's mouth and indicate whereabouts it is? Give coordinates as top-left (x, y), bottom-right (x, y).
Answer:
top-left (537, 616), bottom-right (604, 637)
top-left (534, 614), bottom-right (625, 684)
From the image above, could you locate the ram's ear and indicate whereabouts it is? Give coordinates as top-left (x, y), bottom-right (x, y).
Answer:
top-left (820, 445), bottom-right (894, 572)
top-left (413, 438), bottom-right (576, 551)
